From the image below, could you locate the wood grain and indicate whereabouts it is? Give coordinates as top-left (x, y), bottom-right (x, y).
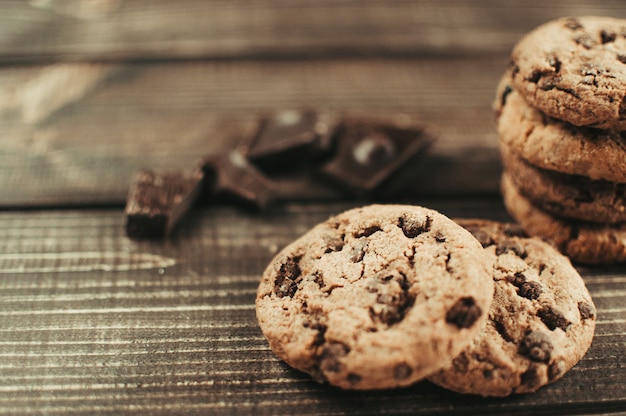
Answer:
top-left (2, 0), bottom-right (626, 62)
top-left (0, 202), bottom-right (624, 415)
top-left (0, 56), bottom-right (505, 207)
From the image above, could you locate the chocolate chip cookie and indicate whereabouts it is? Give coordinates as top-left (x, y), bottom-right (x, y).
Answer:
top-left (256, 204), bottom-right (494, 390)
top-left (502, 173), bottom-right (626, 264)
top-left (428, 219), bottom-right (596, 397)
top-left (500, 142), bottom-right (626, 224)
top-left (496, 81), bottom-right (626, 183)
top-left (509, 16), bottom-right (626, 130)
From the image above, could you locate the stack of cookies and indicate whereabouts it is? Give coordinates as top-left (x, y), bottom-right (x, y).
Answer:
top-left (495, 16), bottom-right (626, 265)
top-left (256, 205), bottom-right (596, 396)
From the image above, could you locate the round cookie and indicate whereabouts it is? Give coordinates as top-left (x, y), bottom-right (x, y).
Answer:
top-left (509, 16), bottom-right (626, 130)
top-left (502, 173), bottom-right (626, 264)
top-left (500, 141), bottom-right (626, 224)
top-left (496, 80), bottom-right (626, 183)
top-left (428, 219), bottom-right (596, 397)
top-left (256, 204), bottom-right (494, 390)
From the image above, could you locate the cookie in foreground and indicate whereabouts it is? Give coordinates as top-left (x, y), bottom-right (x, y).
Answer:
top-left (428, 219), bottom-right (596, 397)
top-left (256, 204), bottom-right (494, 390)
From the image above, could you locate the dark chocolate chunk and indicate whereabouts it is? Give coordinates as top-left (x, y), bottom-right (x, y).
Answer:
top-left (578, 301), bottom-right (597, 320)
top-left (520, 364), bottom-right (542, 390)
top-left (495, 239), bottom-right (527, 258)
top-left (124, 168), bottom-right (204, 239)
top-left (347, 373), bottom-right (362, 385)
top-left (354, 225), bottom-right (382, 238)
top-left (370, 273), bottom-right (414, 326)
top-left (518, 281), bottom-right (543, 300)
top-left (398, 214), bottom-right (432, 238)
top-left (520, 330), bottom-right (553, 362)
top-left (548, 360), bottom-right (566, 381)
top-left (274, 256), bottom-right (302, 298)
top-left (244, 110), bottom-right (337, 170)
top-left (200, 151), bottom-right (277, 210)
top-left (393, 363), bottom-right (413, 381)
top-left (320, 117), bottom-right (433, 194)
top-left (446, 297), bottom-right (482, 329)
top-left (538, 307), bottom-right (571, 331)
top-left (601, 30), bottom-right (617, 44)
top-left (319, 342), bottom-right (350, 373)
top-left (509, 271), bottom-right (527, 287)
top-left (349, 238), bottom-right (368, 263)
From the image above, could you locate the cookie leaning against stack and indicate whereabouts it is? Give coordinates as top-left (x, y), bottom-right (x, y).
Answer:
top-left (495, 16), bottom-right (626, 264)
top-left (256, 205), bottom-right (596, 395)
top-left (256, 204), bottom-right (494, 390)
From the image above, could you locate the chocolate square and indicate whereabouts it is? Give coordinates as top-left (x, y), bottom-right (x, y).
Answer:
top-left (125, 168), bottom-right (204, 239)
top-left (244, 110), bottom-right (337, 170)
top-left (320, 117), bottom-right (434, 193)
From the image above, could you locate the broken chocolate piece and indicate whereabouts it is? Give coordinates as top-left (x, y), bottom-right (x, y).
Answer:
top-left (200, 151), bottom-right (277, 210)
top-left (320, 116), bottom-right (433, 194)
top-left (244, 110), bottom-right (337, 171)
top-left (125, 168), bottom-right (203, 239)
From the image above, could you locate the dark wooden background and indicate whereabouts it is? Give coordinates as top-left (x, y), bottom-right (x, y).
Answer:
top-left (1, 1), bottom-right (626, 415)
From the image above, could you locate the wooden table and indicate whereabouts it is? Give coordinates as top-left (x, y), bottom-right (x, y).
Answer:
top-left (1, 1), bottom-right (625, 414)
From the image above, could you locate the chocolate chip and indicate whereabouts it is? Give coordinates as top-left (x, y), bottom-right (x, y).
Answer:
top-left (509, 271), bottom-right (527, 287)
top-left (527, 70), bottom-right (542, 84)
top-left (370, 273), bottom-right (414, 326)
top-left (495, 239), bottom-right (526, 257)
top-left (452, 354), bottom-right (470, 372)
top-left (520, 330), bottom-right (553, 362)
top-left (548, 55), bottom-right (562, 73)
top-left (500, 85), bottom-right (513, 107)
top-left (434, 231), bottom-right (446, 243)
top-left (398, 214), bottom-right (432, 238)
top-left (446, 297), bottom-right (482, 329)
top-left (468, 228), bottom-right (494, 248)
top-left (549, 360), bottom-right (566, 381)
top-left (393, 363), bottom-right (413, 381)
top-left (538, 307), bottom-right (571, 331)
top-left (347, 373), bottom-right (362, 385)
top-left (520, 364), bottom-right (542, 390)
top-left (493, 320), bottom-right (514, 343)
top-left (518, 281), bottom-right (543, 300)
top-left (578, 301), bottom-right (597, 320)
top-left (601, 30), bottom-right (617, 44)
top-left (319, 342), bottom-right (350, 373)
top-left (274, 256), bottom-right (302, 297)
top-left (503, 223), bottom-right (527, 238)
top-left (617, 54), bottom-right (626, 64)
top-left (619, 96), bottom-right (626, 119)
top-left (574, 32), bottom-right (597, 49)
top-left (349, 238), bottom-right (368, 262)
top-left (355, 225), bottom-right (382, 238)
top-left (564, 18), bottom-right (583, 30)
top-left (538, 75), bottom-right (561, 90)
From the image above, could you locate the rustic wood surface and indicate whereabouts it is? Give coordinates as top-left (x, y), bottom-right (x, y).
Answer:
top-left (2, 0), bottom-right (626, 414)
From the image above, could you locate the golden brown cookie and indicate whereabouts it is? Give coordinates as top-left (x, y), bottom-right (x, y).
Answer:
top-left (509, 16), bottom-right (626, 130)
top-left (428, 219), bottom-right (596, 397)
top-left (500, 141), bottom-right (626, 224)
top-left (502, 173), bottom-right (626, 264)
top-left (256, 204), bottom-right (494, 390)
top-left (496, 81), bottom-right (626, 183)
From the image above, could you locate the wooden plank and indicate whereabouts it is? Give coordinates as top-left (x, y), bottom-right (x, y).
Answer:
top-left (2, 0), bottom-right (626, 62)
top-left (0, 56), bottom-right (505, 207)
top-left (0, 201), bottom-right (624, 415)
